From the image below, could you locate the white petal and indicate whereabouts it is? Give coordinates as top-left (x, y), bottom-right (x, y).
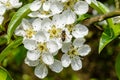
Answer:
top-left (42, 53), bottom-right (54, 65)
top-left (43, 1), bottom-right (50, 11)
top-left (22, 19), bottom-right (31, 30)
top-left (14, 25), bottom-right (25, 36)
top-left (30, 0), bottom-right (42, 11)
top-left (0, 16), bottom-right (4, 25)
top-left (50, 1), bottom-right (63, 15)
top-left (41, 18), bottom-right (52, 31)
top-left (61, 54), bottom-right (71, 67)
top-left (62, 42), bottom-right (71, 53)
top-left (28, 11), bottom-right (40, 17)
top-left (72, 24), bottom-right (88, 38)
top-left (78, 45), bottom-right (91, 56)
top-left (73, 38), bottom-right (85, 47)
top-left (32, 18), bottom-right (42, 31)
top-left (27, 50), bottom-right (40, 61)
top-left (23, 39), bottom-right (37, 50)
top-left (71, 56), bottom-right (82, 71)
top-left (85, 0), bottom-right (91, 4)
top-left (49, 59), bottom-right (63, 73)
top-left (47, 40), bottom-right (59, 53)
top-left (52, 14), bottom-right (65, 28)
top-left (61, 0), bottom-right (69, 2)
top-left (10, 0), bottom-right (22, 8)
top-left (74, 1), bottom-right (88, 15)
top-left (0, 4), bottom-right (6, 15)
top-left (62, 9), bottom-right (76, 24)
top-left (34, 64), bottom-right (48, 79)
top-left (25, 58), bottom-right (39, 67)
top-left (35, 31), bottom-right (49, 42)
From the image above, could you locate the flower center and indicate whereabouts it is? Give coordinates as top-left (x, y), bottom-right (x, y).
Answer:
top-left (63, 0), bottom-right (77, 10)
top-left (65, 24), bottom-right (74, 32)
top-left (48, 25), bottom-right (62, 38)
top-left (5, 1), bottom-right (12, 9)
top-left (25, 28), bottom-right (36, 38)
top-left (38, 42), bottom-right (48, 53)
top-left (68, 47), bottom-right (79, 57)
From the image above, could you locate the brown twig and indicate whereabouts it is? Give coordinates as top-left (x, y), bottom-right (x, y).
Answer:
top-left (82, 10), bottom-right (120, 26)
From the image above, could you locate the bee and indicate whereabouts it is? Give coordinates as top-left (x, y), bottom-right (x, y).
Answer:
top-left (61, 30), bottom-right (66, 42)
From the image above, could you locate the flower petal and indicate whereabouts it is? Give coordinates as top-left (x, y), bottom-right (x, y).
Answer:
top-left (49, 59), bottom-right (63, 73)
top-left (52, 14), bottom-right (65, 28)
top-left (61, 42), bottom-right (71, 53)
top-left (22, 19), bottom-right (31, 30)
top-left (10, 0), bottom-right (22, 8)
top-left (78, 45), bottom-right (91, 56)
top-left (25, 58), bottom-right (39, 67)
top-left (23, 39), bottom-right (37, 50)
top-left (61, 54), bottom-right (71, 67)
top-left (27, 50), bottom-right (40, 61)
top-left (50, 1), bottom-right (63, 15)
top-left (35, 31), bottom-right (49, 42)
top-left (74, 1), bottom-right (88, 15)
top-left (42, 53), bottom-right (54, 65)
top-left (71, 56), bottom-right (82, 71)
top-left (47, 40), bottom-right (59, 53)
top-left (32, 18), bottom-right (42, 31)
top-left (62, 9), bottom-right (76, 24)
top-left (30, 0), bottom-right (42, 11)
top-left (0, 4), bottom-right (6, 15)
top-left (43, 1), bottom-right (50, 11)
top-left (72, 24), bottom-right (88, 38)
top-left (73, 38), bottom-right (85, 47)
top-left (34, 63), bottom-right (48, 79)
top-left (41, 18), bottom-right (52, 31)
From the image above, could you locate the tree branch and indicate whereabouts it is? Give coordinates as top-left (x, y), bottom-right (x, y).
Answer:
top-left (82, 10), bottom-right (120, 26)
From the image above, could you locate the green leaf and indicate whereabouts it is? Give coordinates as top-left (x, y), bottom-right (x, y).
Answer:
top-left (99, 31), bottom-right (115, 53)
top-left (115, 53), bottom-right (120, 80)
top-left (76, 14), bottom-right (91, 24)
top-left (0, 37), bottom-right (23, 63)
top-left (99, 24), bottom-right (120, 53)
top-left (7, 4), bottom-right (31, 43)
top-left (0, 66), bottom-right (13, 80)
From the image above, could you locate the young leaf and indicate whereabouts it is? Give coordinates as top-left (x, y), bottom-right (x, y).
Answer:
top-left (0, 66), bottom-right (13, 80)
top-left (99, 30), bottom-right (115, 53)
top-left (0, 37), bottom-right (23, 63)
top-left (115, 53), bottom-right (120, 80)
top-left (7, 4), bottom-right (31, 43)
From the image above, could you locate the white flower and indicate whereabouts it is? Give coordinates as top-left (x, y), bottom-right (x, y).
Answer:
top-left (25, 58), bottom-right (63, 79)
top-left (0, 0), bottom-right (22, 10)
top-left (24, 31), bottom-right (61, 65)
top-left (61, 38), bottom-right (91, 71)
top-left (15, 18), bottom-right (42, 39)
top-left (29, 0), bottom-right (63, 18)
top-left (34, 59), bottom-right (63, 79)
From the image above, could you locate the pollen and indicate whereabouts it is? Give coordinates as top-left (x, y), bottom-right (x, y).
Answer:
top-left (25, 28), bottom-right (36, 38)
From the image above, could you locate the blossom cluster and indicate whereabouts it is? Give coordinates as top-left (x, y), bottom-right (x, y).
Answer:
top-left (0, 0), bottom-right (22, 25)
top-left (15, 0), bottom-right (91, 79)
